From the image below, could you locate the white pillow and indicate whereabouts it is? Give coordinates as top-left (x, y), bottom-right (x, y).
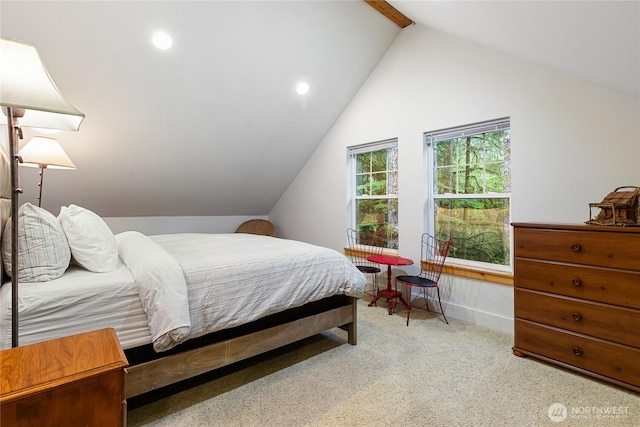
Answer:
top-left (2, 203), bottom-right (71, 282)
top-left (58, 204), bottom-right (118, 273)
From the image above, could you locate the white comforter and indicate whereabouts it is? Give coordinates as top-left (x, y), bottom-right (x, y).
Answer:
top-left (116, 231), bottom-right (191, 352)
top-left (117, 232), bottom-right (366, 352)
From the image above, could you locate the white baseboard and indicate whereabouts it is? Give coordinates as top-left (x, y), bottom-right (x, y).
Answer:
top-left (442, 301), bottom-right (514, 335)
top-left (411, 294), bottom-right (514, 335)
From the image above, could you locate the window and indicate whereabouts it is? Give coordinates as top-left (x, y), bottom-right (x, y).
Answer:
top-left (348, 139), bottom-right (398, 250)
top-left (425, 118), bottom-right (511, 269)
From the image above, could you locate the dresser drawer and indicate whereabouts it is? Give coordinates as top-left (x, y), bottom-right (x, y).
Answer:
top-left (514, 227), bottom-right (640, 270)
top-left (514, 259), bottom-right (640, 309)
top-left (515, 319), bottom-right (640, 388)
top-left (515, 289), bottom-right (640, 347)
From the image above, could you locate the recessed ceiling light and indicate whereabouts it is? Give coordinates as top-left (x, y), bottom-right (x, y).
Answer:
top-left (152, 31), bottom-right (172, 50)
top-left (296, 82), bottom-right (310, 95)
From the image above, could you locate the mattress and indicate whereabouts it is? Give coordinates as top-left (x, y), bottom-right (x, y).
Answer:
top-left (0, 260), bottom-right (151, 350)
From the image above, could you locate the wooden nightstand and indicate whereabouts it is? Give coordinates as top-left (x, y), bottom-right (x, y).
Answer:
top-left (1, 328), bottom-right (129, 426)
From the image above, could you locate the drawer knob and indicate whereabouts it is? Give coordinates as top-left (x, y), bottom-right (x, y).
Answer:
top-left (571, 243), bottom-right (581, 252)
top-left (572, 278), bottom-right (582, 286)
top-left (572, 346), bottom-right (583, 356)
top-left (571, 312), bottom-right (582, 321)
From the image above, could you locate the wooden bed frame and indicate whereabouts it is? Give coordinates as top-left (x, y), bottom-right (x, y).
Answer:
top-left (124, 295), bottom-right (358, 398)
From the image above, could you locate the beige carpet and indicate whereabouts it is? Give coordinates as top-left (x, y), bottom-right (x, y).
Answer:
top-left (127, 298), bottom-right (639, 426)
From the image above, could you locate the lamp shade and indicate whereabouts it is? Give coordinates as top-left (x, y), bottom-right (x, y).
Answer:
top-left (0, 37), bottom-right (85, 131)
top-left (19, 137), bottom-right (75, 169)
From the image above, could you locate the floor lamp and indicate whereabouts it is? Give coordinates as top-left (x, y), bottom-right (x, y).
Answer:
top-left (19, 136), bottom-right (76, 208)
top-left (0, 38), bottom-right (85, 347)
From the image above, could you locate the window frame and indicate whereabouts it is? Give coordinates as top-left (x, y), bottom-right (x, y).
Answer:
top-left (424, 118), bottom-right (512, 274)
top-left (347, 138), bottom-right (399, 252)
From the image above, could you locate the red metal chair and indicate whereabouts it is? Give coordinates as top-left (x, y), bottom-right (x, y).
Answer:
top-left (347, 228), bottom-right (384, 302)
top-left (395, 233), bottom-right (452, 325)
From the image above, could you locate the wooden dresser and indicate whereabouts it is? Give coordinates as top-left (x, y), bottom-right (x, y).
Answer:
top-left (512, 223), bottom-right (640, 392)
top-left (0, 328), bottom-right (129, 426)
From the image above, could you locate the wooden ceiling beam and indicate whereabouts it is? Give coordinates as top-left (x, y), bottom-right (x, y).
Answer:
top-left (364, 0), bottom-right (413, 28)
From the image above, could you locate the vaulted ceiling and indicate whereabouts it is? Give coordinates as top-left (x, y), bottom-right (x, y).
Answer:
top-left (388, 0), bottom-right (639, 99)
top-left (1, 1), bottom-right (638, 218)
top-left (1, 1), bottom-right (400, 216)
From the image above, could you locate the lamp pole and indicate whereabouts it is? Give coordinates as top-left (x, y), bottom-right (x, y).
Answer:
top-left (5, 106), bottom-right (24, 347)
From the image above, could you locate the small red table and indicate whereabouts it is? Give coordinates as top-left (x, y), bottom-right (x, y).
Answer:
top-left (366, 254), bottom-right (413, 315)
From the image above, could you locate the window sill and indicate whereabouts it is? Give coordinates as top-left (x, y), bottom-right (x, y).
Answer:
top-left (346, 248), bottom-right (513, 286)
top-left (435, 262), bottom-right (513, 286)
top-left (344, 248), bottom-right (398, 258)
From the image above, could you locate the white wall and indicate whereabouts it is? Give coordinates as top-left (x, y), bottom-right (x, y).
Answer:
top-left (103, 215), bottom-right (268, 235)
top-left (270, 25), bottom-right (640, 333)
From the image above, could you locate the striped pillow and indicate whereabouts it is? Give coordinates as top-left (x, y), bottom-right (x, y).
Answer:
top-left (1, 203), bottom-right (71, 282)
top-left (1, 144), bottom-right (10, 281)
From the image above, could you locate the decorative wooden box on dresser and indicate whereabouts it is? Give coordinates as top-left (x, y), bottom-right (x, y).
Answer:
top-left (512, 223), bottom-right (640, 392)
top-left (0, 328), bottom-right (129, 426)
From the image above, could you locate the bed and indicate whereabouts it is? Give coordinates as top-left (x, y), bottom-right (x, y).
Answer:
top-left (0, 146), bottom-right (366, 398)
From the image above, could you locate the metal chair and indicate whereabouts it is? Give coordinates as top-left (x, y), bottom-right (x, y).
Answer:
top-left (395, 233), bottom-right (452, 325)
top-left (346, 228), bottom-right (384, 302)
